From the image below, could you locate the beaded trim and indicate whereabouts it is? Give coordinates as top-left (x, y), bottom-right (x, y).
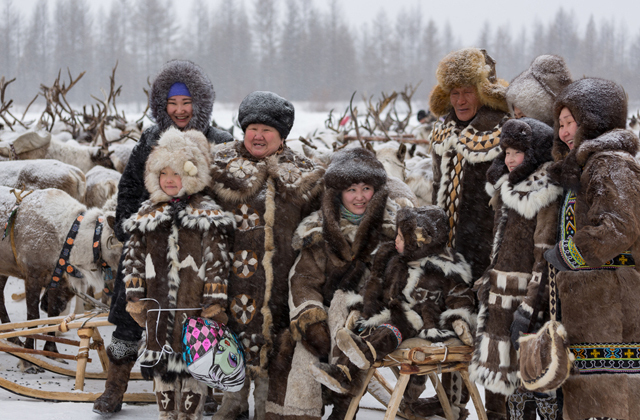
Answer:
top-left (570, 343), bottom-right (640, 374)
top-left (379, 323), bottom-right (403, 347)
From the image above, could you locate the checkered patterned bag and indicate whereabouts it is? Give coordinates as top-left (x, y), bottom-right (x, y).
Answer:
top-left (182, 317), bottom-right (246, 391)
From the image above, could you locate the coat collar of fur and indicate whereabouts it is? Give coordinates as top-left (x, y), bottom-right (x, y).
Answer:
top-left (292, 192), bottom-right (398, 258)
top-left (496, 162), bottom-right (562, 220)
top-left (575, 129), bottom-right (639, 166)
top-left (431, 107), bottom-right (508, 163)
top-left (411, 247), bottom-right (473, 285)
top-left (123, 194), bottom-right (233, 234)
top-left (210, 141), bottom-right (324, 205)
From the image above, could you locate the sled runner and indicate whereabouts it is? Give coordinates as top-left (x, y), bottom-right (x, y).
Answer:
top-left (0, 311), bottom-right (154, 403)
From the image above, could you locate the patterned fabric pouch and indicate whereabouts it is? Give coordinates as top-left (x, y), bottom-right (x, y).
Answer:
top-left (182, 317), bottom-right (246, 392)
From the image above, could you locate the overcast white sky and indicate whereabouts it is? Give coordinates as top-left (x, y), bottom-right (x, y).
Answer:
top-left (13, 0), bottom-right (640, 45)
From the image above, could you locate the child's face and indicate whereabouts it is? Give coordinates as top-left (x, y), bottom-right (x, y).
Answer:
top-left (504, 147), bottom-right (525, 172)
top-left (160, 166), bottom-right (182, 196)
top-left (167, 95), bottom-right (193, 129)
top-left (395, 230), bottom-right (405, 254)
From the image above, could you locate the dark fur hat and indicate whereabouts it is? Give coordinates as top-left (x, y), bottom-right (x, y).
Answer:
top-left (238, 91), bottom-right (295, 139)
top-left (551, 77), bottom-right (628, 162)
top-left (506, 55), bottom-right (572, 126)
top-left (150, 60), bottom-right (215, 133)
top-left (396, 206), bottom-right (448, 261)
top-left (487, 117), bottom-right (554, 185)
top-left (429, 48), bottom-right (509, 118)
top-left (324, 147), bottom-right (387, 191)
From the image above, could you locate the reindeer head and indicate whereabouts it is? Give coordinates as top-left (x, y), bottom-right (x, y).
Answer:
top-left (101, 212), bottom-right (123, 269)
top-left (91, 147), bottom-right (116, 170)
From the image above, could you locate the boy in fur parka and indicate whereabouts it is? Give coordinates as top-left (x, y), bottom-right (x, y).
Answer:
top-left (543, 78), bottom-right (640, 420)
top-left (310, 205), bottom-right (476, 418)
top-left (123, 127), bottom-right (235, 420)
top-left (471, 118), bottom-right (563, 419)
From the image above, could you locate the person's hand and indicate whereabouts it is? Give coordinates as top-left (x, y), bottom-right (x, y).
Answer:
top-left (452, 319), bottom-right (474, 346)
top-left (301, 321), bottom-right (331, 357)
top-left (202, 304), bottom-right (229, 324)
top-left (126, 301), bottom-right (147, 328)
top-left (510, 308), bottom-right (531, 350)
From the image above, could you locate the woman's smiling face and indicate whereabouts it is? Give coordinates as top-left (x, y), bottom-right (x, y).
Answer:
top-left (341, 183), bottom-right (375, 215)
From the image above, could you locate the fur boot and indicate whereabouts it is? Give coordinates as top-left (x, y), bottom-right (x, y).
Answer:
top-left (327, 393), bottom-right (354, 420)
top-left (92, 338), bottom-right (138, 414)
top-left (212, 377), bottom-right (250, 420)
top-left (177, 376), bottom-right (208, 420)
top-left (253, 374), bottom-right (269, 420)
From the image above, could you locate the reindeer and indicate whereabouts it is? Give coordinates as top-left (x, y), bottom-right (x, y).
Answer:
top-left (84, 165), bottom-right (121, 208)
top-left (0, 159), bottom-right (86, 202)
top-left (0, 186), bottom-right (122, 357)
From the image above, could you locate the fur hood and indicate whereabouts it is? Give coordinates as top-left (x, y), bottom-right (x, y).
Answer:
top-left (552, 77), bottom-right (628, 162)
top-left (144, 128), bottom-right (211, 204)
top-left (429, 48), bottom-right (509, 118)
top-left (488, 162), bottom-right (563, 220)
top-left (292, 193), bottom-right (398, 255)
top-left (324, 147), bottom-right (387, 191)
top-left (486, 117), bottom-right (554, 185)
top-left (396, 206), bottom-right (449, 261)
top-left (150, 60), bottom-right (216, 132)
top-left (506, 55), bottom-right (572, 126)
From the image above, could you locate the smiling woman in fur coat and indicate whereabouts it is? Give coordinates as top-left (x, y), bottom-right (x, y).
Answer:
top-left (469, 118), bottom-right (563, 418)
top-left (265, 148), bottom-right (398, 420)
top-left (208, 91), bottom-right (325, 420)
top-left (94, 59), bottom-right (234, 415)
top-left (543, 78), bottom-right (640, 420)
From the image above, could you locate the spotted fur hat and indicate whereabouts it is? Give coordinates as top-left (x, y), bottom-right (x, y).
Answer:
top-left (429, 48), bottom-right (509, 118)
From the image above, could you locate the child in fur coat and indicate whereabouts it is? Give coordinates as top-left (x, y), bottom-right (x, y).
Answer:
top-left (310, 205), bottom-right (475, 415)
top-left (123, 127), bottom-right (235, 420)
top-left (472, 118), bottom-right (563, 420)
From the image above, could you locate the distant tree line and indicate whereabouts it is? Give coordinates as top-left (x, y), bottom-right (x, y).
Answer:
top-left (2, 0), bottom-right (640, 108)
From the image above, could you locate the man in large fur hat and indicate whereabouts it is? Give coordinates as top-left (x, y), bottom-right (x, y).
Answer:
top-left (428, 47), bottom-right (510, 420)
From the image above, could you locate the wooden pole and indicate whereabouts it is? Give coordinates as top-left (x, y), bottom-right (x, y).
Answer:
top-left (74, 327), bottom-right (93, 391)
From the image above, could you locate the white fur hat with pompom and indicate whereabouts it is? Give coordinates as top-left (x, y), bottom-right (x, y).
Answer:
top-left (144, 127), bottom-right (211, 203)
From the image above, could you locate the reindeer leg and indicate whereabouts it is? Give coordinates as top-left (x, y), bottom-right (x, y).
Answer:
top-left (18, 275), bottom-right (44, 373)
top-left (0, 275), bottom-right (22, 346)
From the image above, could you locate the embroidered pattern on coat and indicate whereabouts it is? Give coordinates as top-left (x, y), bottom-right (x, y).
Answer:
top-left (559, 190), bottom-right (634, 269)
top-left (570, 343), bottom-right (640, 374)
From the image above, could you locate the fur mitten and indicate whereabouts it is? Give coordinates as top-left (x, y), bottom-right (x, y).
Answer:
top-left (510, 308), bottom-right (531, 350)
top-left (126, 301), bottom-right (148, 328)
top-left (302, 321), bottom-right (331, 358)
top-left (452, 319), bottom-right (474, 346)
top-left (202, 304), bottom-right (229, 324)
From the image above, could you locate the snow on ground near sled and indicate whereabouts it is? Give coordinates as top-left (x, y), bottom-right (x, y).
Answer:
top-left (0, 276), bottom-right (485, 419)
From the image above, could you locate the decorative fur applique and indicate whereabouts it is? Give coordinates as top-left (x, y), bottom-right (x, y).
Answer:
top-left (500, 162), bottom-right (562, 220)
top-left (124, 202), bottom-right (171, 233)
top-left (291, 210), bottom-right (324, 251)
top-left (431, 115), bottom-right (507, 164)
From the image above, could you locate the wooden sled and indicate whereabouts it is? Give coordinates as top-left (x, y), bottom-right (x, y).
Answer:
top-left (0, 311), bottom-right (155, 403)
top-left (346, 338), bottom-right (487, 420)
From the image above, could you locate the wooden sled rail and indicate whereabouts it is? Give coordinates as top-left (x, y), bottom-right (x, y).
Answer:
top-left (0, 312), bottom-right (109, 332)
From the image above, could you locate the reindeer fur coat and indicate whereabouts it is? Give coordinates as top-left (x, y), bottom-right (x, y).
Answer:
top-left (430, 106), bottom-right (509, 281)
top-left (469, 162), bottom-right (562, 396)
top-left (546, 79), bottom-right (640, 419)
top-left (209, 140), bottom-right (324, 374)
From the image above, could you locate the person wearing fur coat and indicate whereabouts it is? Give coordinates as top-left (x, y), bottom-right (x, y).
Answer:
top-left (122, 127), bottom-right (235, 420)
top-left (94, 59), bottom-right (233, 415)
top-left (471, 118), bottom-right (563, 419)
top-left (429, 47), bottom-right (510, 420)
top-left (542, 78), bottom-right (640, 420)
top-left (208, 91), bottom-right (325, 420)
top-left (310, 205), bottom-right (476, 420)
top-left (265, 148), bottom-right (398, 420)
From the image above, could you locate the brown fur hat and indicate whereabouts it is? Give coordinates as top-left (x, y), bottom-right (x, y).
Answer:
top-left (429, 48), bottom-right (509, 118)
top-left (324, 147), bottom-right (387, 191)
top-left (506, 55), bottom-right (572, 127)
top-left (396, 206), bottom-right (448, 261)
top-left (486, 117), bottom-right (554, 185)
top-left (551, 77), bottom-right (628, 162)
top-left (145, 127), bottom-right (211, 203)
